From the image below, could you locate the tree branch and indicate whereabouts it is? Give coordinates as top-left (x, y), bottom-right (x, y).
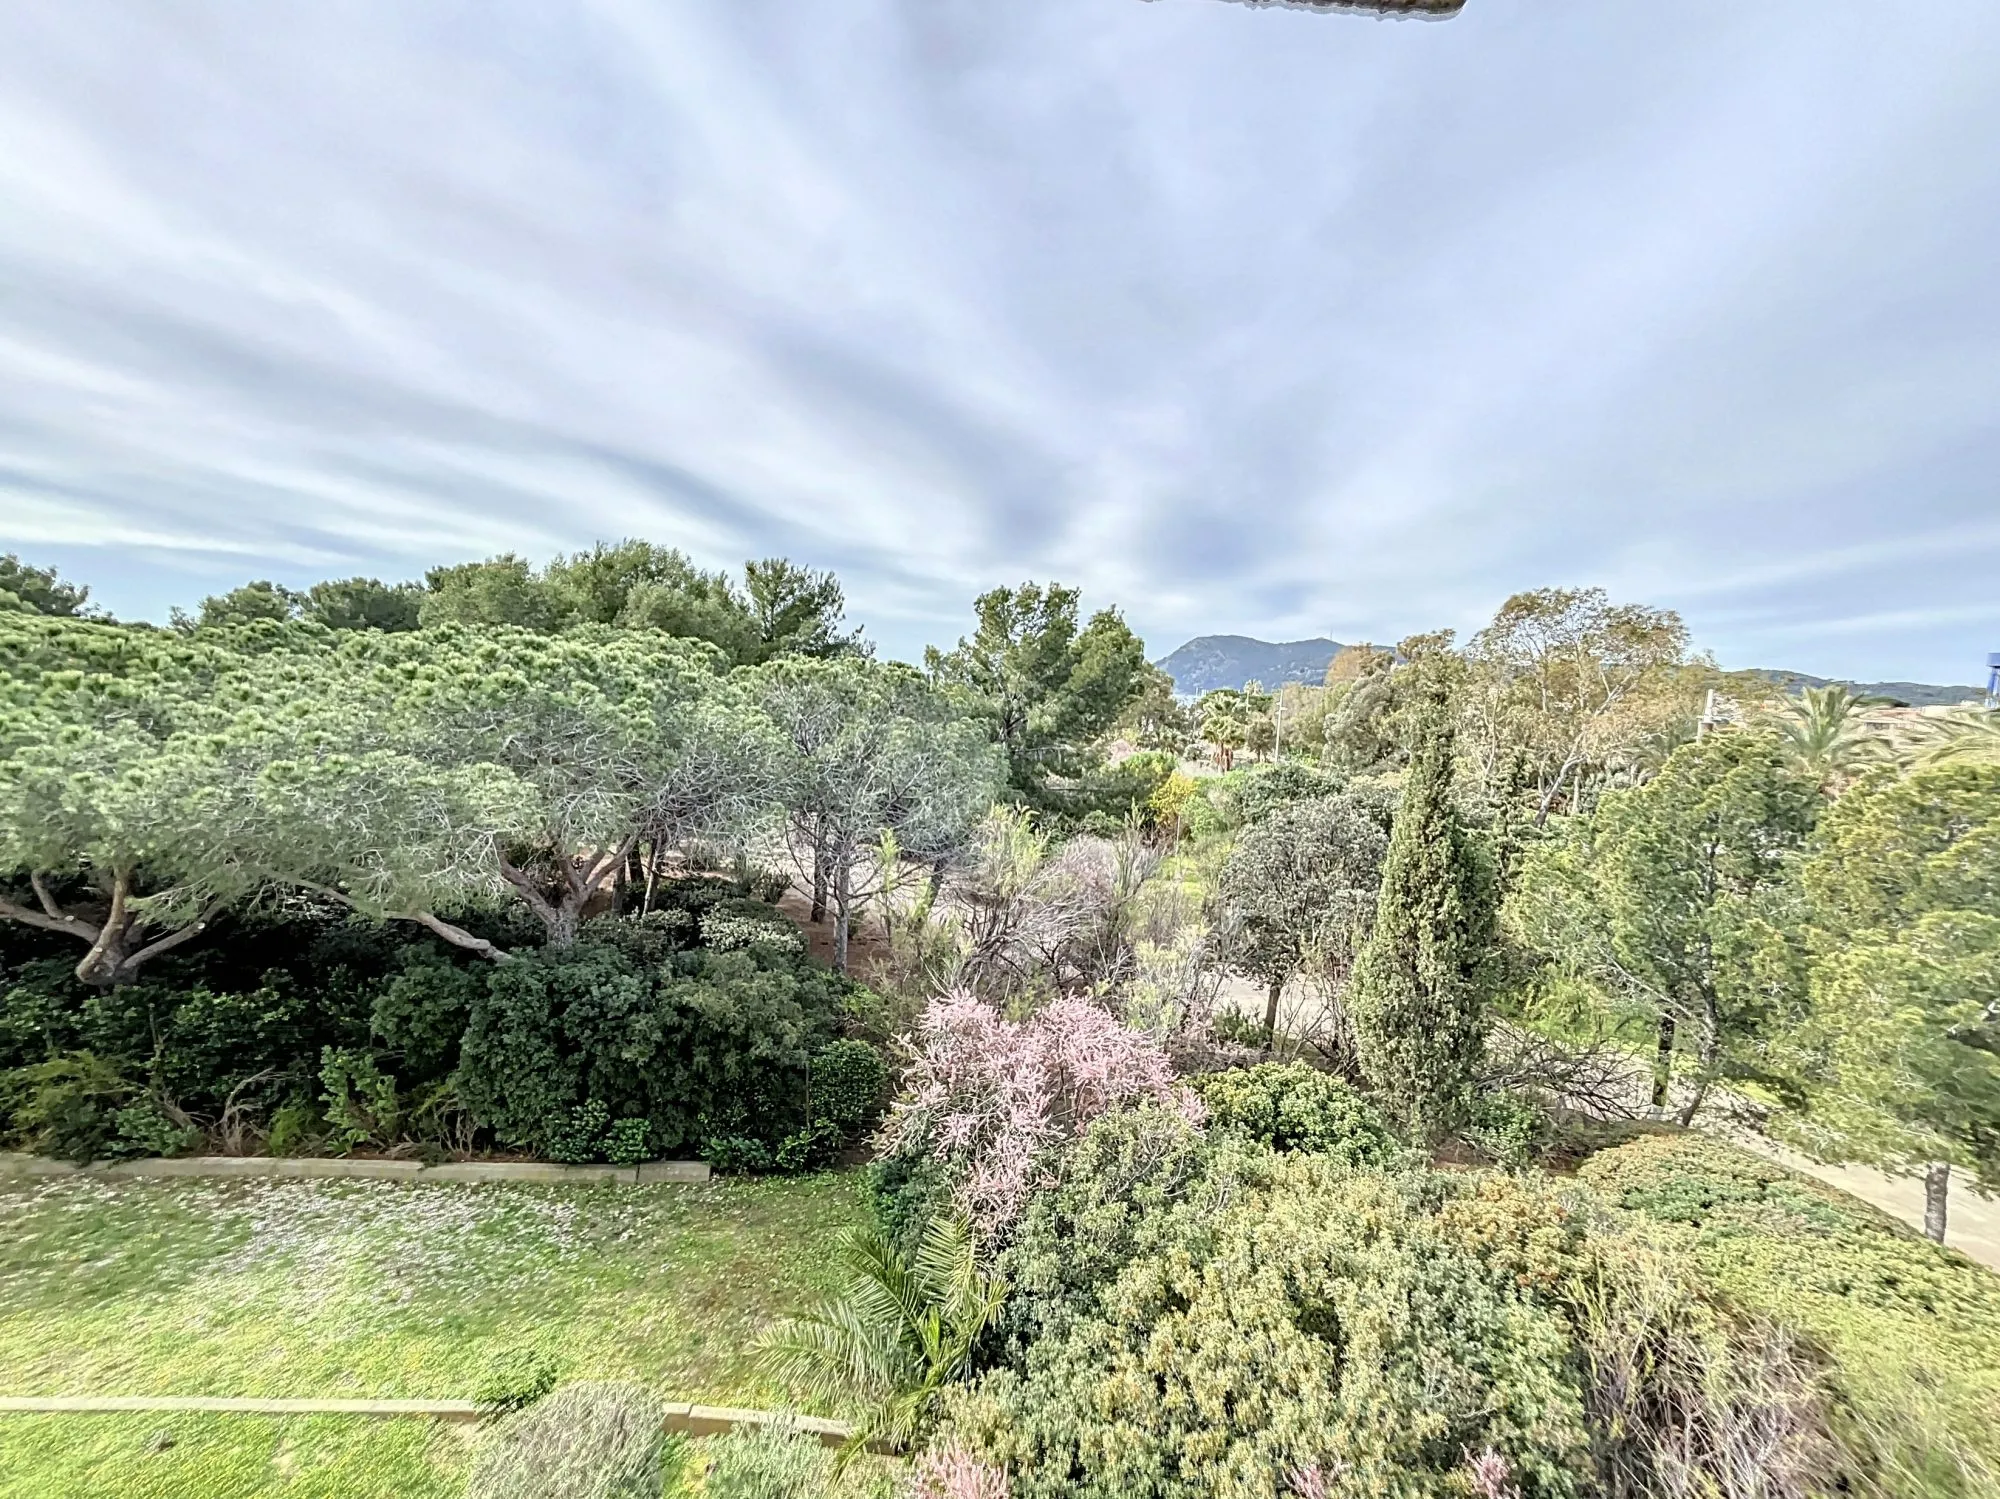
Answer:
top-left (28, 871), bottom-right (71, 924)
top-left (288, 878), bottom-right (513, 963)
top-left (119, 901), bottom-right (227, 974)
top-left (0, 889), bottom-right (96, 942)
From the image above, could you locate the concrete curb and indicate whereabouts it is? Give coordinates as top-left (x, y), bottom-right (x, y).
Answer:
top-left (0, 1396), bottom-right (862, 1448)
top-left (0, 1153), bottom-right (710, 1185)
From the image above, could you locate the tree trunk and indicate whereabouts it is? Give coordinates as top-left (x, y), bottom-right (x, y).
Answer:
top-left (832, 853), bottom-right (852, 974)
top-left (1263, 977), bottom-right (1283, 1049)
top-left (641, 841), bottom-right (659, 918)
top-left (1650, 1012), bottom-right (1676, 1113)
top-left (1925, 1161), bottom-right (1950, 1243)
top-left (1675, 993), bottom-right (1722, 1128)
top-left (810, 836), bottom-right (829, 925)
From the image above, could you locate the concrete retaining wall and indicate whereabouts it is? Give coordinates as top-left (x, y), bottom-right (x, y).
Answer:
top-left (0, 1152), bottom-right (710, 1185)
top-left (0, 1395), bottom-right (858, 1448)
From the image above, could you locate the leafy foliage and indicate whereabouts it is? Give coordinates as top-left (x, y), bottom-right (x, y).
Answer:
top-left (758, 1211), bottom-right (1006, 1459)
top-left (455, 939), bottom-right (845, 1160)
top-left (1191, 1062), bottom-right (1403, 1166)
top-left (1506, 730), bottom-right (1817, 1119)
top-left (1774, 764), bottom-right (2000, 1190)
top-left (924, 582), bottom-right (1148, 796)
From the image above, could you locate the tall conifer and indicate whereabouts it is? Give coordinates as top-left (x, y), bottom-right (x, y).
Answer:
top-left (1349, 697), bottom-right (1495, 1136)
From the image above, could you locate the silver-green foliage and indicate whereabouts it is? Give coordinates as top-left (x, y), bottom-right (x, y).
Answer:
top-left (700, 1422), bottom-right (833, 1499)
top-left (466, 1381), bottom-right (678, 1499)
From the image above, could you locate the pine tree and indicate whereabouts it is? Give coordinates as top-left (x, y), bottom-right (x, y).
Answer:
top-left (1349, 698), bottom-right (1496, 1137)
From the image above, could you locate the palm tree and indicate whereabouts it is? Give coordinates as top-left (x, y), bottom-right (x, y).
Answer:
top-left (1760, 684), bottom-right (1886, 789)
top-left (1915, 707), bottom-right (2000, 767)
top-left (756, 1212), bottom-right (1005, 1462)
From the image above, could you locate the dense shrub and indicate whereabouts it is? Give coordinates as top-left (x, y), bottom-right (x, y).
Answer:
top-left (999, 1104), bottom-right (1215, 1351)
top-left (454, 940), bottom-right (845, 1160)
top-left (963, 1114), bottom-right (1848, 1499)
top-left (867, 1150), bottom-right (957, 1258)
top-left (0, 1050), bottom-right (133, 1162)
top-left (1191, 1062), bottom-right (1403, 1166)
top-left (371, 954), bottom-right (484, 1077)
top-left (952, 1140), bottom-right (1596, 1499)
top-left (466, 1381), bottom-right (677, 1499)
top-left (1579, 1132), bottom-right (2000, 1493)
top-left (1462, 1089), bottom-right (1554, 1168)
top-left (1234, 762), bottom-right (1348, 824)
top-left (700, 898), bottom-right (807, 956)
top-left (811, 1038), bottom-right (889, 1142)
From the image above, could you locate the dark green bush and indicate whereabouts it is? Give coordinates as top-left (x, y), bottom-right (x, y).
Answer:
top-left (109, 1097), bottom-right (200, 1159)
top-left (810, 1038), bottom-right (888, 1142)
top-left (1192, 1060), bottom-right (1404, 1166)
top-left (867, 1150), bottom-right (956, 1258)
top-left (454, 941), bottom-right (843, 1161)
top-left (372, 955), bottom-right (483, 1077)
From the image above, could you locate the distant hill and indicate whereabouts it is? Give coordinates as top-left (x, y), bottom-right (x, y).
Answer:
top-left (1154, 635), bottom-right (1344, 695)
top-left (1154, 634), bottom-right (1985, 707)
top-left (1750, 669), bottom-right (1985, 710)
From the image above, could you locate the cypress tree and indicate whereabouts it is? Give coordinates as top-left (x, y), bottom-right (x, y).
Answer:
top-left (1349, 698), bottom-right (1496, 1137)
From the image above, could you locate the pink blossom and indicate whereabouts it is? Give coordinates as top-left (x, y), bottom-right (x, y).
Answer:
top-left (908, 1443), bottom-right (1010, 1499)
top-left (1287, 1459), bottom-right (1347, 1498)
top-left (884, 989), bottom-right (1199, 1232)
top-left (1466, 1447), bottom-right (1518, 1499)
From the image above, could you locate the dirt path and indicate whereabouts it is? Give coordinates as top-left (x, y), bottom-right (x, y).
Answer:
top-left (1729, 1139), bottom-right (2000, 1270)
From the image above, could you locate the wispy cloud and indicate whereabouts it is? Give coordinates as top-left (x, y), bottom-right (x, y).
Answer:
top-left (0, 0), bottom-right (1996, 682)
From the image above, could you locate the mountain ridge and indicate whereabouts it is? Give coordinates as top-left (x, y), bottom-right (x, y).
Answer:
top-left (1153, 633), bottom-right (1985, 708)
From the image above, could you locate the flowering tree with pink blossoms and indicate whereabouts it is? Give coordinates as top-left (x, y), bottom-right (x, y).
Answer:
top-left (883, 990), bottom-right (1203, 1233)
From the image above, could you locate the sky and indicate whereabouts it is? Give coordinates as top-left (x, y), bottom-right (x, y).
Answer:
top-left (2, 2), bottom-right (1997, 683)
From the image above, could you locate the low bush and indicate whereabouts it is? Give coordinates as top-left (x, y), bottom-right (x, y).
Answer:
top-left (1462, 1089), bottom-right (1554, 1168)
top-left (467, 1380), bottom-right (677, 1499)
top-left (320, 1045), bottom-right (399, 1151)
top-left (951, 1113), bottom-right (1854, 1499)
top-left (954, 1140), bottom-right (1596, 1499)
top-left (699, 1422), bottom-right (832, 1499)
top-left (1192, 1060), bottom-right (1404, 1166)
top-left (0, 1050), bottom-right (133, 1162)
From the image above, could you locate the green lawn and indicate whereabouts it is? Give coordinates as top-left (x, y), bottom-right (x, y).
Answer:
top-left (0, 1172), bottom-right (867, 1497)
